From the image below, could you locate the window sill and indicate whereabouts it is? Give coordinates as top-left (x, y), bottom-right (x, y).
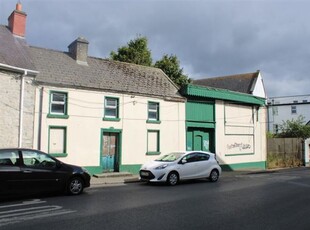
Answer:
top-left (146, 152), bottom-right (161, 156)
top-left (146, 120), bottom-right (161, 124)
top-left (103, 117), bottom-right (121, 122)
top-left (47, 114), bottom-right (69, 119)
top-left (49, 153), bottom-right (68, 158)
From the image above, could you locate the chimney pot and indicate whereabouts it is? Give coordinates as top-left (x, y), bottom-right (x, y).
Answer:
top-left (16, 2), bottom-right (22, 11)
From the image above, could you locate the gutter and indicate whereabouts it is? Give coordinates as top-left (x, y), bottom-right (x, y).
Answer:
top-left (0, 63), bottom-right (38, 76)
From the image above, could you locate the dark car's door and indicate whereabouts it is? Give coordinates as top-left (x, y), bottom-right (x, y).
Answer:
top-left (0, 149), bottom-right (22, 195)
top-left (20, 150), bottom-right (69, 193)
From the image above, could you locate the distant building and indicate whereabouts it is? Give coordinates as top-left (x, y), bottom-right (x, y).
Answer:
top-left (267, 95), bottom-right (310, 134)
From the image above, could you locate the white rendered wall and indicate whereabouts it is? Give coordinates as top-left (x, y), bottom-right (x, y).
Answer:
top-left (33, 86), bottom-right (186, 167)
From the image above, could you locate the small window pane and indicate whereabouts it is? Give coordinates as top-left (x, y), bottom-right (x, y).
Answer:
top-left (106, 98), bottom-right (117, 107)
top-left (52, 93), bottom-right (65, 102)
top-left (105, 108), bottom-right (117, 117)
top-left (148, 111), bottom-right (158, 120)
top-left (149, 103), bottom-right (157, 110)
top-left (51, 104), bottom-right (65, 114)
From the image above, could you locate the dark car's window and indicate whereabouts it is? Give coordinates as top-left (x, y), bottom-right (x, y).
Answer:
top-left (0, 150), bottom-right (19, 166)
top-left (22, 150), bottom-right (57, 168)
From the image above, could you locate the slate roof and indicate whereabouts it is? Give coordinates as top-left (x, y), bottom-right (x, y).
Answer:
top-left (193, 71), bottom-right (260, 95)
top-left (29, 46), bottom-right (184, 101)
top-left (0, 25), bottom-right (36, 71)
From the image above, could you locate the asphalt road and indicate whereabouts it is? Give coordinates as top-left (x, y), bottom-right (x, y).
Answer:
top-left (1, 167), bottom-right (310, 230)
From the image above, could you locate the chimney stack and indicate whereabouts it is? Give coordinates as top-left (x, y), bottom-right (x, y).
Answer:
top-left (68, 37), bottom-right (89, 65)
top-left (8, 2), bottom-right (27, 37)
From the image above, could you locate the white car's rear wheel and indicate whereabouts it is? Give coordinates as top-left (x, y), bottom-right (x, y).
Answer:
top-left (209, 169), bottom-right (219, 182)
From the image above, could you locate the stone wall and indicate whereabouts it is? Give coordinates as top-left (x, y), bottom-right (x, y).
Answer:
top-left (0, 71), bottom-right (35, 148)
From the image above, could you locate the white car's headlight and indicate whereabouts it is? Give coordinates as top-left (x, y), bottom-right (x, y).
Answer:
top-left (155, 164), bottom-right (168, 170)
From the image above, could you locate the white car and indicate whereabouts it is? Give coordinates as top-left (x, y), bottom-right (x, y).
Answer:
top-left (139, 151), bottom-right (222, 185)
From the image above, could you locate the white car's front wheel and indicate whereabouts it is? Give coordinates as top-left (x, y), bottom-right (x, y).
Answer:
top-left (167, 172), bottom-right (179, 186)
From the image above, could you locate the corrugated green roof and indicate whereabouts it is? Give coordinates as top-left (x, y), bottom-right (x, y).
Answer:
top-left (182, 85), bottom-right (265, 105)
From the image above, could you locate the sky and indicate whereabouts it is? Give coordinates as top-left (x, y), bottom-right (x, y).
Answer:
top-left (1, 0), bottom-right (309, 97)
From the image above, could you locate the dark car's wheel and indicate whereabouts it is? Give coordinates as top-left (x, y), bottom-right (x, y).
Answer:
top-left (167, 172), bottom-right (179, 186)
top-left (209, 169), bottom-right (219, 182)
top-left (67, 177), bottom-right (84, 195)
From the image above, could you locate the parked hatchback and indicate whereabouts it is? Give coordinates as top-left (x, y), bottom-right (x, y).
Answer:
top-left (0, 148), bottom-right (91, 196)
top-left (139, 151), bottom-right (222, 185)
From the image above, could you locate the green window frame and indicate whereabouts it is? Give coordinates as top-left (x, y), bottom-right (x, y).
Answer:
top-left (147, 101), bottom-right (161, 124)
top-left (48, 126), bottom-right (68, 157)
top-left (146, 130), bottom-right (160, 155)
top-left (103, 97), bottom-right (120, 121)
top-left (47, 91), bottom-right (69, 119)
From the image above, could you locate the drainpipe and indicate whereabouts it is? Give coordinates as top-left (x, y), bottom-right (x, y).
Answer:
top-left (37, 87), bottom-right (44, 150)
top-left (18, 71), bottom-right (26, 147)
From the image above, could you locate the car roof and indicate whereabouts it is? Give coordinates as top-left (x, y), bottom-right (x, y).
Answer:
top-left (0, 148), bottom-right (45, 152)
top-left (185, 151), bottom-right (215, 155)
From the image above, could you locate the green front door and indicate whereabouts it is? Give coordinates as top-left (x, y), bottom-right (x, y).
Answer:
top-left (193, 131), bottom-right (210, 151)
top-left (101, 132), bottom-right (119, 172)
top-left (187, 128), bottom-right (214, 152)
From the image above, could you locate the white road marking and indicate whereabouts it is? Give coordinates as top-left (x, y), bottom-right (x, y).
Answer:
top-left (0, 199), bottom-right (45, 209)
top-left (0, 199), bottom-right (76, 227)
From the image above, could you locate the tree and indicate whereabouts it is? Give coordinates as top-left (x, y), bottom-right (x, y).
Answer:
top-left (110, 36), bottom-right (152, 66)
top-left (110, 36), bottom-right (191, 87)
top-left (278, 115), bottom-right (310, 140)
top-left (154, 54), bottom-right (191, 87)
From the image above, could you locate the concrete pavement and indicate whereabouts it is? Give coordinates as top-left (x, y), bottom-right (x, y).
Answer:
top-left (89, 169), bottom-right (280, 187)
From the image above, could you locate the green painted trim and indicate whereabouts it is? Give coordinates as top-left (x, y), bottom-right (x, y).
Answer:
top-left (146, 120), bottom-right (161, 124)
top-left (119, 164), bottom-right (142, 174)
top-left (104, 96), bottom-right (120, 119)
top-left (85, 164), bottom-right (142, 175)
top-left (147, 129), bottom-right (160, 154)
top-left (186, 121), bottom-right (215, 128)
top-left (49, 153), bottom-right (68, 157)
top-left (225, 153), bottom-right (255, 156)
top-left (183, 85), bottom-right (265, 105)
top-left (48, 126), bottom-right (67, 156)
top-left (47, 114), bottom-right (69, 119)
top-left (146, 151), bottom-right (161, 155)
top-left (48, 90), bottom-right (69, 116)
top-left (84, 166), bottom-right (103, 175)
top-left (103, 117), bottom-right (121, 122)
top-left (221, 161), bottom-right (266, 171)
